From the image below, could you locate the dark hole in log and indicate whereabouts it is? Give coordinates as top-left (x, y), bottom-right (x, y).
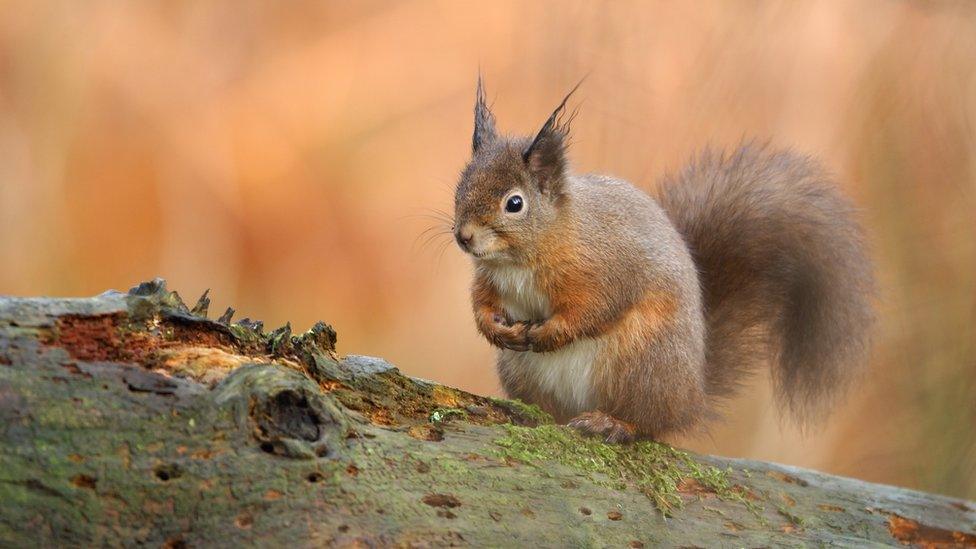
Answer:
top-left (307, 472), bottom-right (323, 483)
top-left (256, 390), bottom-right (324, 443)
top-left (154, 464), bottom-right (181, 482)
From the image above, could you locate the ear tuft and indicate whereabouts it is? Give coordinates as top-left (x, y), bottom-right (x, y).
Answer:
top-left (473, 74), bottom-right (497, 152)
top-left (523, 80), bottom-right (583, 194)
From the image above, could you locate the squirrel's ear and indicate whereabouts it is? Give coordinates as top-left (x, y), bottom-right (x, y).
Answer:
top-left (523, 80), bottom-right (582, 194)
top-left (473, 75), bottom-right (497, 153)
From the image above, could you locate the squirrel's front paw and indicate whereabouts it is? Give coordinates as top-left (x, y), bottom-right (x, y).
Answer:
top-left (525, 320), bottom-right (569, 353)
top-left (568, 411), bottom-right (637, 444)
top-left (487, 320), bottom-right (532, 352)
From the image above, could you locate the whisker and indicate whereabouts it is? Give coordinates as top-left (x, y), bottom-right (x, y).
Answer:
top-left (417, 223), bottom-right (450, 238)
top-left (403, 212), bottom-right (455, 225)
top-left (434, 237), bottom-right (454, 270)
top-left (412, 224), bottom-right (453, 254)
top-left (399, 205), bottom-right (456, 228)
top-left (407, 205), bottom-right (456, 255)
top-left (420, 230), bottom-right (452, 251)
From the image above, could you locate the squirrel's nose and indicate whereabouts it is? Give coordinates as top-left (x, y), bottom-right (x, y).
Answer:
top-left (455, 228), bottom-right (474, 251)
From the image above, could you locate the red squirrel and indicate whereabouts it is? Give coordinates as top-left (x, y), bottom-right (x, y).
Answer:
top-left (452, 78), bottom-right (874, 442)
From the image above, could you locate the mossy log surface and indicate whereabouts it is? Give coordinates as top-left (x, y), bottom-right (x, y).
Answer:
top-left (0, 279), bottom-right (973, 547)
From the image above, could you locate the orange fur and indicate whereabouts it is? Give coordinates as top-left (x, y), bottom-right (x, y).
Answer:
top-left (471, 275), bottom-right (530, 351)
top-left (594, 290), bottom-right (707, 437)
top-left (523, 221), bottom-right (630, 352)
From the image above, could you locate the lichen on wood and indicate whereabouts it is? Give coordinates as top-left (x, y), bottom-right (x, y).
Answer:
top-left (0, 279), bottom-right (973, 547)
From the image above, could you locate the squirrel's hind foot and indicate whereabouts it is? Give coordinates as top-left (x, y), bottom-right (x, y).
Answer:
top-left (568, 411), bottom-right (637, 444)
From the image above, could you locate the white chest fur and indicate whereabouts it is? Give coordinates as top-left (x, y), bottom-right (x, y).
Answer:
top-left (500, 338), bottom-right (600, 415)
top-left (485, 264), bottom-right (550, 321)
top-left (483, 263), bottom-right (598, 415)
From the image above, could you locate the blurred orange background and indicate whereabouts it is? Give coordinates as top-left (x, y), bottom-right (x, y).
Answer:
top-left (1, 2), bottom-right (973, 499)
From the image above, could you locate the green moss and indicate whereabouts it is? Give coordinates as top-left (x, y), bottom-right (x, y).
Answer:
top-left (777, 505), bottom-right (806, 528)
top-left (493, 424), bottom-right (741, 513)
top-left (488, 397), bottom-right (554, 425)
top-left (432, 456), bottom-right (472, 475)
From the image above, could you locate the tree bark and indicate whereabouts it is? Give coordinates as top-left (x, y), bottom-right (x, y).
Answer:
top-left (0, 279), bottom-right (973, 547)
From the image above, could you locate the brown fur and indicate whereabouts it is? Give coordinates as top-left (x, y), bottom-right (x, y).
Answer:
top-left (657, 145), bottom-right (876, 422)
top-left (453, 80), bottom-right (874, 440)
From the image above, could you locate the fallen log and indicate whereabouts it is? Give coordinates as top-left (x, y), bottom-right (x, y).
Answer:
top-left (0, 279), bottom-right (973, 547)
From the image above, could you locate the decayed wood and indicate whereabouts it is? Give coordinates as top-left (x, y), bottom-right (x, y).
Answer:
top-left (0, 279), bottom-right (973, 547)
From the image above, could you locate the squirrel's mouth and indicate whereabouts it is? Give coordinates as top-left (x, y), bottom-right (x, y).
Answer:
top-left (461, 246), bottom-right (490, 260)
top-left (469, 251), bottom-right (496, 262)
top-left (456, 238), bottom-right (491, 259)
top-left (470, 250), bottom-right (513, 264)
top-left (455, 224), bottom-right (509, 262)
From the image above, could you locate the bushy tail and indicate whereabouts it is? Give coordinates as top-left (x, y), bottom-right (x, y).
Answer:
top-left (658, 144), bottom-right (875, 423)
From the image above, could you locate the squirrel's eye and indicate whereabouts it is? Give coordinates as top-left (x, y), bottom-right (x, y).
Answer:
top-left (505, 195), bottom-right (524, 213)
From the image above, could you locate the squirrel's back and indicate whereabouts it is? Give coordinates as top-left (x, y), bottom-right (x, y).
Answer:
top-left (657, 144), bottom-right (875, 422)
top-left (567, 174), bottom-right (701, 300)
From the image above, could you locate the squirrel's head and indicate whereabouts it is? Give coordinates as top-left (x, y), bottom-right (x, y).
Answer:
top-left (453, 77), bottom-right (579, 264)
